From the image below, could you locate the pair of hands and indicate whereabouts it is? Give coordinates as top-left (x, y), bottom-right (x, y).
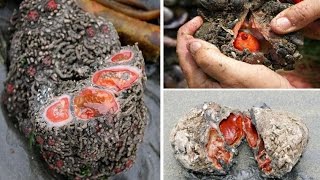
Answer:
top-left (177, 0), bottom-right (320, 88)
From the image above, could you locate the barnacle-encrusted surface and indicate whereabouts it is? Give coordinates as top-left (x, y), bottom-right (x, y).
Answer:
top-left (6, 0), bottom-right (120, 135)
top-left (195, 0), bottom-right (303, 70)
top-left (170, 102), bottom-right (309, 178)
top-left (250, 107), bottom-right (309, 178)
top-left (4, 0), bottom-right (147, 178)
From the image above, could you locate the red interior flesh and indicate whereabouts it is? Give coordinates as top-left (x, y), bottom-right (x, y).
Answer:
top-left (234, 32), bottom-right (260, 52)
top-left (219, 113), bottom-right (244, 146)
top-left (232, 12), bottom-right (274, 54)
top-left (242, 116), bottom-right (259, 148)
top-left (73, 88), bottom-right (118, 120)
top-left (206, 128), bottom-right (232, 170)
top-left (206, 113), bottom-right (272, 173)
top-left (256, 140), bottom-right (272, 173)
top-left (111, 50), bottom-right (133, 62)
top-left (92, 67), bottom-right (139, 91)
top-left (45, 96), bottom-right (71, 123)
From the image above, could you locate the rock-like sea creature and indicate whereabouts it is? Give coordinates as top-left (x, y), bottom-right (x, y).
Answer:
top-left (4, 0), bottom-right (147, 178)
top-left (195, 0), bottom-right (303, 70)
top-left (170, 102), bottom-right (308, 178)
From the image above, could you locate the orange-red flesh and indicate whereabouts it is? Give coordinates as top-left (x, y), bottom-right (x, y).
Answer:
top-left (73, 88), bottom-right (119, 120)
top-left (206, 128), bottom-right (233, 170)
top-left (234, 32), bottom-right (260, 52)
top-left (45, 96), bottom-right (71, 123)
top-left (243, 116), bottom-right (259, 148)
top-left (219, 113), bottom-right (244, 146)
top-left (111, 50), bottom-right (133, 62)
top-left (92, 67), bottom-right (139, 91)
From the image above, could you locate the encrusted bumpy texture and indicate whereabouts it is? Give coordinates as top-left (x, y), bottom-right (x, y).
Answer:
top-left (195, 0), bottom-right (303, 70)
top-left (170, 102), bottom-right (308, 178)
top-left (4, 0), bottom-right (147, 178)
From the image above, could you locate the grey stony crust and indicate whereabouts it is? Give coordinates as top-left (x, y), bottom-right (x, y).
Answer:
top-left (4, 0), bottom-right (147, 178)
top-left (250, 107), bottom-right (309, 178)
top-left (170, 102), bottom-right (309, 178)
top-left (6, 0), bottom-right (121, 134)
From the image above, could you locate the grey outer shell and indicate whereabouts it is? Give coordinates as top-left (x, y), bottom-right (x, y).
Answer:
top-left (250, 107), bottom-right (309, 178)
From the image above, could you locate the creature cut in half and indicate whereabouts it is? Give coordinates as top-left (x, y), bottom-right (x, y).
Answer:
top-left (170, 102), bottom-right (308, 178)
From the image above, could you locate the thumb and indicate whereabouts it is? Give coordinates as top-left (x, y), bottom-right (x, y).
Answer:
top-left (271, 0), bottom-right (320, 34)
top-left (187, 39), bottom-right (294, 88)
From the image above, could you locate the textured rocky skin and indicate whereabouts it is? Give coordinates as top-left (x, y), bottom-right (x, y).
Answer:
top-left (250, 107), bottom-right (309, 178)
top-left (170, 102), bottom-right (309, 178)
top-left (195, 0), bottom-right (303, 70)
top-left (4, 0), bottom-right (147, 178)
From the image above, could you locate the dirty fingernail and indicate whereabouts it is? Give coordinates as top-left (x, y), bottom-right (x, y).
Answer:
top-left (188, 41), bottom-right (202, 54)
top-left (275, 17), bottom-right (292, 31)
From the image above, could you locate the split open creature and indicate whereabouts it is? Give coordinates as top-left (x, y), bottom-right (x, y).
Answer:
top-left (3, 0), bottom-right (147, 178)
top-left (195, 0), bottom-right (304, 70)
top-left (170, 102), bottom-right (308, 178)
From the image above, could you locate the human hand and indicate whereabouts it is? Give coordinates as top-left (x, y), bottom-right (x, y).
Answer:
top-left (176, 17), bottom-right (312, 88)
top-left (271, 0), bottom-right (320, 40)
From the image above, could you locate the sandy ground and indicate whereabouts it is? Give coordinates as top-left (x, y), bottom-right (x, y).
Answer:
top-left (163, 90), bottom-right (320, 180)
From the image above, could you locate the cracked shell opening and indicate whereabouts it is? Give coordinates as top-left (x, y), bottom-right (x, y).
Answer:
top-left (256, 138), bottom-right (273, 173)
top-left (111, 50), bottom-right (134, 62)
top-left (73, 88), bottom-right (119, 120)
top-left (219, 113), bottom-right (244, 146)
top-left (92, 67), bottom-right (139, 91)
top-left (44, 95), bottom-right (72, 126)
top-left (206, 128), bottom-right (232, 170)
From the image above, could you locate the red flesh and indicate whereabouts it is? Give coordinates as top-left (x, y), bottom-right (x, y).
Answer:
top-left (6, 84), bottom-right (14, 94)
top-left (73, 88), bottom-right (119, 120)
top-left (46, 0), bottom-right (58, 11)
top-left (111, 50), bottom-right (133, 62)
top-left (27, 66), bottom-right (36, 76)
top-left (27, 10), bottom-right (39, 21)
top-left (86, 26), bottom-right (95, 38)
top-left (256, 140), bottom-right (272, 173)
top-left (243, 116), bottom-right (259, 148)
top-left (206, 113), bottom-right (272, 173)
top-left (56, 160), bottom-right (64, 169)
top-left (234, 32), bottom-right (260, 52)
top-left (293, 0), bottom-right (303, 3)
top-left (219, 113), bottom-right (243, 146)
top-left (36, 136), bottom-right (44, 145)
top-left (45, 96), bottom-right (71, 123)
top-left (100, 24), bottom-right (109, 34)
top-left (92, 67), bottom-right (139, 91)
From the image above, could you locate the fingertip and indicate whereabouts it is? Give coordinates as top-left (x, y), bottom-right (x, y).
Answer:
top-left (187, 39), bottom-right (220, 55)
top-left (271, 15), bottom-right (292, 34)
top-left (187, 40), bottom-right (202, 55)
top-left (192, 16), bottom-right (204, 24)
top-left (178, 17), bottom-right (204, 36)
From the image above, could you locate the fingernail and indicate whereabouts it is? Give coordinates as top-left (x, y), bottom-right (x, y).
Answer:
top-left (188, 41), bottom-right (202, 54)
top-left (275, 17), bottom-right (292, 31)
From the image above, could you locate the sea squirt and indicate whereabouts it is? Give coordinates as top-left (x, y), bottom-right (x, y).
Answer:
top-left (170, 102), bottom-right (308, 178)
